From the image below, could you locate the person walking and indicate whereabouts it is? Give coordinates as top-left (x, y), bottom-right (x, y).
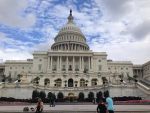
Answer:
top-left (105, 91), bottom-right (114, 113)
top-left (35, 98), bottom-right (43, 113)
top-left (97, 99), bottom-right (107, 113)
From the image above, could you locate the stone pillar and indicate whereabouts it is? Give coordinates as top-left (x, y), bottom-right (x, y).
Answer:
top-left (79, 56), bottom-right (81, 71)
top-left (57, 56), bottom-right (59, 71)
top-left (60, 56), bottom-right (62, 71)
top-left (88, 57), bottom-right (90, 71)
top-left (47, 56), bottom-right (50, 69)
top-left (51, 56), bottom-right (53, 71)
top-left (91, 57), bottom-right (93, 70)
top-left (73, 56), bottom-right (75, 71)
top-left (82, 56), bottom-right (84, 70)
top-left (66, 56), bottom-right (68, 72)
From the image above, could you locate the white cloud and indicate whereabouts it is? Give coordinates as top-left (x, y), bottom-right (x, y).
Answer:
top-left (0, 32), bottom-right (33, 61)
top-left (0, 0), bottom-right (36, 28)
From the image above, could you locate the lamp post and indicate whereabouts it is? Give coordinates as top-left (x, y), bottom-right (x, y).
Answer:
top-left (134, 79), bottom-right (138, 96)
top-left (120, 79), bottom-right (123, 97)
top-left (103, 81), bottom-right (106, 92)
top-left (36, 81), bottom-right (39, 90)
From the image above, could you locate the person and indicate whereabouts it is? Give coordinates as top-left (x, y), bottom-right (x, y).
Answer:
top-left (97, 99), bottom-right (107, 113)
top-left (35, 98), bottom-right (43, 113)
top-left (105, 91), bottom-right (114, 113)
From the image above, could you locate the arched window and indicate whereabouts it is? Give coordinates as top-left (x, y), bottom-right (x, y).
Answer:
top-left (44, 78), bottom-right (50, 86)
top-left (91, 79), bottom-right (98, 86)
top-left (55, 78), bottom-right (62, 87)
top-left (80, 79), bottom-right (85, 87)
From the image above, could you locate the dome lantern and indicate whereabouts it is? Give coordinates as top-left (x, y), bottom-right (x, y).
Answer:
top-left (67, 9), bottom-right (74, 24)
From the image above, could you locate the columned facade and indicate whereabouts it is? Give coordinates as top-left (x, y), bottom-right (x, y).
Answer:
top-left (3, 10), bottom-right (134, 93)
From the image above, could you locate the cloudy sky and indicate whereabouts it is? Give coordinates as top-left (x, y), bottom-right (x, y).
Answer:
top-left (0, 0), bottom-right (150, 64)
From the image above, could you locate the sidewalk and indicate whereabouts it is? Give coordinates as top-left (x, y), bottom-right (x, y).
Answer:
top-left (0, 105), bottom-right (150, 112)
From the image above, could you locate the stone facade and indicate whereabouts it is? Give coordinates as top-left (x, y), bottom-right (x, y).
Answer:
top-left (143, 61), bottom-right (150, 81)
top-left (2, 10), bottom-right (135, 88)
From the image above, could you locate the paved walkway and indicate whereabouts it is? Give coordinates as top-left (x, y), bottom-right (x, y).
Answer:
top-left (0, 105), bottom-right (150, 112)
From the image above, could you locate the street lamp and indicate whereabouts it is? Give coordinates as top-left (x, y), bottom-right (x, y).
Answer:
top-left (103, 81), bottom-right (106, 92)
top-left (36, 81), bottom-right (39, 90)
top-left (120, 79), bottom-right (123, 97)
top-left (134, 79), bottom-right (138, 96)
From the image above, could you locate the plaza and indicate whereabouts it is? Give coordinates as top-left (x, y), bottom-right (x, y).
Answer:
top-left (0, 104), bottom-right (150, 113)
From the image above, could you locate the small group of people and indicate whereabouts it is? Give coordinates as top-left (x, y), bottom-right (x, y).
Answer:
top-left (97, 92), bottom-right (114, 113)
top-left (35, 92), bottom-right (114, 113)
top-left (49, 97), bottom-right (55, 107)
top-left (35, 97), bottom-right (55, 113)
top-left (35, 98), bottom-right (44, 113)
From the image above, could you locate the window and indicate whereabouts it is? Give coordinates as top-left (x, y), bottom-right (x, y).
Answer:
top-left (80, 79), bottom-right (85, 87)
top-left (91, 79), bottom-right (98, 86)
top-left (14, 71), bottom-right (17, 76)
top-left (75, 65), bottom-right (79, 71)
top-left (10, 67), bottom-right (12, 69)
top-left (38, 64), bottom-right (42, 71)
top-left (62, 65), bottom-right (66, 71)
top-left (99, 65), bottom-right (102, 71)
top-left (9, 71), bottom-right (11, 76)
top-left (68, 65), bottom-right (72, 71)
top-left (53, 65), bottom-right (56, 71)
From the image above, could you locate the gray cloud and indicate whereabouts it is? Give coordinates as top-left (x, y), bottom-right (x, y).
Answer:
top-left (0, 0), bottom-right (36, 28)
top-left (95, 0), bottom-right (132, 20)
top-left (131, 21), bottom-right (150, 40)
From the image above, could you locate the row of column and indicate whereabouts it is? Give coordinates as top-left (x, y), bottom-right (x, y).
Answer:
top-left (48, 56), bottom-right (92, 72)
top-left (52, 43), bottom-right (88, 51)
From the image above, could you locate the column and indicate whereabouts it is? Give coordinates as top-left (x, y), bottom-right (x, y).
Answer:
top-left (60, 56), bottom-right (62, 71)
top-left (79, 56), bottom-right (81, 71)
top-left (82, 56), bottom-right (84, 70)
top-left (66, 56), bottom-right (68, 72)
top-left (73, 56), bottom-right (75, 71)
top-left (91, 57), bottom-right (93, 70)
top-left (47, 56), bottom-right (50, 72)
top-left (57, 56), bottom-right (59, 71)
top-left (88, 57), bottom-right (90, 71)
top-left (51, 56), bottom-right (53, 71)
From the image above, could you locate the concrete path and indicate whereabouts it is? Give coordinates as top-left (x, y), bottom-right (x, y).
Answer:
top-left (0, 105), bottom-right (150, 112)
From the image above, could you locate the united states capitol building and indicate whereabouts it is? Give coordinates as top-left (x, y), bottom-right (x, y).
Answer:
top-left (0, 10), bottom-right (149, 96)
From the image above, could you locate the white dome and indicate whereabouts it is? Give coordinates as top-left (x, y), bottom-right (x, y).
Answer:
top-left (51, 10), bottom-right (89, 51)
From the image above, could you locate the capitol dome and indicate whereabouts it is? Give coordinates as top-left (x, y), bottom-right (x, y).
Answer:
top-left (51, 10), bottom-right (89, 51)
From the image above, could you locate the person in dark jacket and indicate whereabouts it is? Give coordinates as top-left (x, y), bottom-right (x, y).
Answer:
top-left (35, 98), bottom-right (43, 113)
top-left (97, 99), bottom-right (107, 113)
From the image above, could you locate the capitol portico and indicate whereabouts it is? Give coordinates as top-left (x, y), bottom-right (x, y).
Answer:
top-left (2, 10), bottom-right (137, 95)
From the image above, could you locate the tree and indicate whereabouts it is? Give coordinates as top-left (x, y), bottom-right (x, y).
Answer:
top-left (96, 91), bottom-right (103, 103)
top-left (104, 90), bottom-right (109, 98)
top-left (88, 92), bottom-right (94, 102)
top-left (78, 92), bottom-right (84, 102)
top-left (57, 92), bottom-right (64, 101)
top-left (39, 91), bottom-right (46, 100)
top-left (32, 90), bottom-right (40, 100)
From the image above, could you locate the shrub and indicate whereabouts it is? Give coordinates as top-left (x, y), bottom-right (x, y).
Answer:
top-left (57, 92), bottom-right (64, 102)
top-left (96, 91), bottom-right (103, 103)
top-left (78, 92), bottom-right (84, 102)
top-left (88, 92), bottom-right (94, 102)
top-left (39, 91), bottom-right (46, 100)
top-left (47, 92), bottom-right (53, 99)
top-left (32, 90), bottom-right (40, 100)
